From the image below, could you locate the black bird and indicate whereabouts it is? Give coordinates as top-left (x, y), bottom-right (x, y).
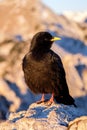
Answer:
top-left (22, 31), bottom-right (76, 107)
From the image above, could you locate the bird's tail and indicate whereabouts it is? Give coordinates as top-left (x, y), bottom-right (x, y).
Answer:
top-left (54, 95), bottom-right (77, 107)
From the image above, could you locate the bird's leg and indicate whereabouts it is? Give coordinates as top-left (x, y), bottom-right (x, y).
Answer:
top-left (49, 93), bottom-right (54, 103)
top-left (36, 93), bottom-right (45, 104)
top-left (45, 93), bottom-right (54, 106)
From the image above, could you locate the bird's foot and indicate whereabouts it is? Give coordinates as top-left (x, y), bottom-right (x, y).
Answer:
top-left (36, 94), bottom-right (45, 104)
top-left (36, 93), bottom-right (55, 106)
top-left (45, 93), bottom-right (54, 106)
top-left (36, 100), bottom-right (45, 104)
top-left (45, 100), bottom-right (54, 106)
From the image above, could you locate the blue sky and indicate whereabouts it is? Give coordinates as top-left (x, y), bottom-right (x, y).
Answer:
top-left (42, 0), bottom-right (87, 14)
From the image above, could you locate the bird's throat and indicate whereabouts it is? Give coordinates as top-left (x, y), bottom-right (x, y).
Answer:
top-left (31, 48), bottom-right (48, 60)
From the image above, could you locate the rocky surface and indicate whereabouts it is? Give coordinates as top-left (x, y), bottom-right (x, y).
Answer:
top-left (68, 116), bottom-right (87, 130)
top-left (0, 103), bottom-right (87, 130)
top-left (0, 0), bottom-right (87, 129)
top-left (63, 11), bottom-right (87, 23)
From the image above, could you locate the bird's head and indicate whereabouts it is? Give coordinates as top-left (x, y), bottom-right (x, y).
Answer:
top-left (30, 31), bottom-right (61, 52)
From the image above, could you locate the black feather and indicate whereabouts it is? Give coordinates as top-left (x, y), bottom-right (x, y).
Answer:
top-left (22, 31), bottom-right (76, 106)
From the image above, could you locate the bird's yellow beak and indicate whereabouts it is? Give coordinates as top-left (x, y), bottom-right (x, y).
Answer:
top-left (50, 37), bottom-right (61, 42)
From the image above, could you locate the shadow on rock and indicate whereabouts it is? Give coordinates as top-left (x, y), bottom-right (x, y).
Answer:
top-left (4, 79), bottom-right (36, 111)
top-left (0, 95), bottom-right (12, 120)
top-left (57, 36), bottom-right (87, 56)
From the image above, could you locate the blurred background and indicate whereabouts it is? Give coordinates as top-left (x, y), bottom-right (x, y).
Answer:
top-left (0, 0), bottom-right (87, 120)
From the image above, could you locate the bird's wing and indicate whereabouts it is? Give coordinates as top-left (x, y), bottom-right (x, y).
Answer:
top-left (49, 50), bottom-right (65, 77)
top-left (48, 50), bottom-right (69, 95)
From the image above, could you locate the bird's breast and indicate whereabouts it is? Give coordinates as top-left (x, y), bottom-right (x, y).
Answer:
top-left (23, 56), bottom-right (55, 93)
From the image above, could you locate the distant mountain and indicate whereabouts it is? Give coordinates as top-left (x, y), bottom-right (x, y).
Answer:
top-left (63, 11), bottom-right (87, 23)
top-left (0, 0), bottom-right (87, 44)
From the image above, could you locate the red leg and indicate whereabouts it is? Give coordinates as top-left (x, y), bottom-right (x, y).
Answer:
top-left (36, 94), bottom-right (45, 104)
top-left (45, 93), bottom-right (54, 106)
top-left (49, 93), bottom-right (54, 103)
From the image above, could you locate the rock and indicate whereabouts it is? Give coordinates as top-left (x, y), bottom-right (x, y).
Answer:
top-left (0, 95), bottom-right (11, 120)
top-left (0, 103), bottom-right (87, 130)
top-left (82, 67), bottom-right (87, 91)
top-left (68, 116), bottom-right (87, 130)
